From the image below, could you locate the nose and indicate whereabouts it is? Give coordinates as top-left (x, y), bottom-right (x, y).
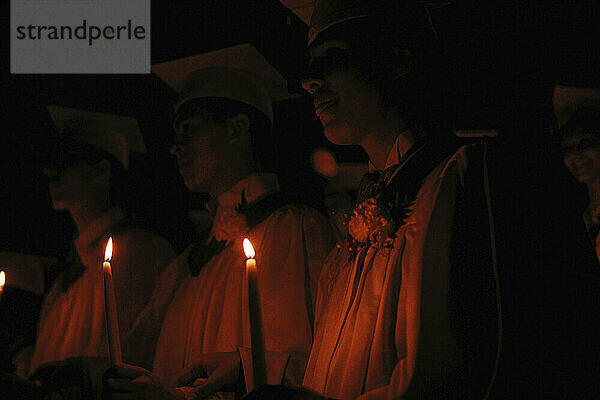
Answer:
top-left (302, 76), bottom-right (324, 95)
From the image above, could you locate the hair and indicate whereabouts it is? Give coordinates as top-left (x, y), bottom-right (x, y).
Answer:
top-left (174, 97), bottom-right (276, 172)
top-left (310, 2), bottom-right (454, 137)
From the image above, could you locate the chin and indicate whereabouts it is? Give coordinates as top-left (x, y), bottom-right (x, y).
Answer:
top-left (50, 200), bottom-right (67, 211)
top-left (323, 122), bottom-right (361, 146)
top-left (183, 182), bottom-right (202, 193)
top-left (183, 178), bottom-right (208, 193)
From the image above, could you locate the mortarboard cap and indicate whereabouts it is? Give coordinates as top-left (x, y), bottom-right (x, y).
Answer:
top-left (279, 0), bottom-right (315, 24)
top-left (453, 129), bottom-right (499, 138)
top-left (0, 251), bottom-right (57, 296)
top-left (152, 43), bottom-right (292, 123)
top-left (307, 0), bottom-right (435, 47)
top-left (47, 105), bottom-right (146, 169)
top-left (553, 85), bottom-right (600, 129)
top-left (308, 0), bottom-right (369, 46)
top-left (279, 0), bottom-right (448, 28)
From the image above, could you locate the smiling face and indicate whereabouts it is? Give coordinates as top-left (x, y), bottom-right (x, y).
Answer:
top-left (302, 39), bottom-right (389, 146)
top-left (562, 132), bottom-right (600, 185)
top-left (170, 109), bottom-right (230, 193)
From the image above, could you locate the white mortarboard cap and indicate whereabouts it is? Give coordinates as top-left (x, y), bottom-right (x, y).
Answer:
top-left (279, 0), bottom-right (448, 27)
top-left (47, 105), bottom-right (146, 169)
top-left (279, 0), bottom-right (315, 24)
top-left (308, 0), bottom-right (369, 46)
top-left (152, 43), bottom-right (292, 123)
top-left (307, 0), bottom-right (435, 46)
top-left (0, 251), bottom-right (57, 296)
top-left (553, 85), bottom-right (600, 128)
top-left (453, 129), bottom-right (499, 138)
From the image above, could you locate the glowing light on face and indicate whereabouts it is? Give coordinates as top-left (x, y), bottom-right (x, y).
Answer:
top-left (171, 112), bottom-right (229, 193)
top-left (562, 133), bottom-right (600, 185)
top-left (304, 40), bottom-right (387, 147)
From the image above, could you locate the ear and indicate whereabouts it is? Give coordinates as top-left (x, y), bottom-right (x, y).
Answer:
top-left (390, 47), bottom-right (415, 80)
top-left (225, 113), bottom-right (250, 143)
top-left (92, 159), bottom-right (111, 184)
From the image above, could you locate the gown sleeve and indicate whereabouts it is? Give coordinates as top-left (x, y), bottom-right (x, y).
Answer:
top-left (240, 206), bottom-right (335, 390)
top-left (113, 231), bottom-right (177, 369)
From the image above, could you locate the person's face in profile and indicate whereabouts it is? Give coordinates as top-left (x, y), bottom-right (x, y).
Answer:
top-left (562, 132), bottom-right (600, 185)
top-left (170, 109), bottom-right (229, 193)
top-left (43, 162), bottom-right (96, 211)
top-left (302, 38), bottom-right (387, 147)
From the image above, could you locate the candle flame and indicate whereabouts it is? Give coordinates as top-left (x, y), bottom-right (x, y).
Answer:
top-left (243, 238), bottom-right (255, 259)
top-left (0, 271), bottom-right (5, 288)
top-left (104, 237), bottom-right (113, 262)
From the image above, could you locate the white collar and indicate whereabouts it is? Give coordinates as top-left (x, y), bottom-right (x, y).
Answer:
top-left (368, 134), bottom-right (408, 173)
top-left (215, 173), bottom-right (280, 209)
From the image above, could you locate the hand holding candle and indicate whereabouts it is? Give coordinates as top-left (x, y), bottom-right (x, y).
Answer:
top-left (243, 238), bottom-right (267, 388)
top-left (103, 237), bottom-right (122, 365)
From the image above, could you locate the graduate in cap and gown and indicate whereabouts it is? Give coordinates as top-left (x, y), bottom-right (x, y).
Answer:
top-left (243, 0), bottom-right (499, 398)
top-left (10, 107), bottom-right (176, 398)
top-left (0, 252), bottom-right (55, 377)
top-left (104, 44), bottom-right (335, 399)
top-left (555, 86), bottom-right (600, 260)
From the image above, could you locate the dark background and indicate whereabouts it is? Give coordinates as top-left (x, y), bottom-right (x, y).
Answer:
top-left (1, 0), bottom-right (600, 394)
top-left (1, 0), bottom-right (599, 256)
top-left (0, 0), bottom-right (371, 257)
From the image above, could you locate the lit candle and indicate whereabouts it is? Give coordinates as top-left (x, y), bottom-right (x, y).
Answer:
top-left (0, 271), bottom-right (5, 308)
top-left (103, 237), bottom-right (122, 364)
top-left (242, 238), bottom-right (267, 388)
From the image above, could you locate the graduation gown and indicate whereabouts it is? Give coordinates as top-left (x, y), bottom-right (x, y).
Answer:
top-left (30, 207), bottom-right (176, 374)
top-left (301, 141), bottom-right (497, 399)
top-left (150, 174), bottom-right (336, 389)
top-left (582, 207), bottom-right (600, 262)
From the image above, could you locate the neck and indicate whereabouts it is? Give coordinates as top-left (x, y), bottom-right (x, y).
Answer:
top-left (207, 164), bottom-right (255, 206)
top-left (69, 197), bottom-right (111, 235)
top-left (360, 109), bottom-right (415, 171)
top-left (589, 181), bottom-right (600, 209)
top-left (188, 209), bottom-right (213, 239)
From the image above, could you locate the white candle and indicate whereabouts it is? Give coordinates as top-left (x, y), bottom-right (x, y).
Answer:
top-left (0, 271), bottom-right (5, 308)
top-left (243, 238), bottom-right (267, 388)
top-left (103, 237), bottom-right (122, 364)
